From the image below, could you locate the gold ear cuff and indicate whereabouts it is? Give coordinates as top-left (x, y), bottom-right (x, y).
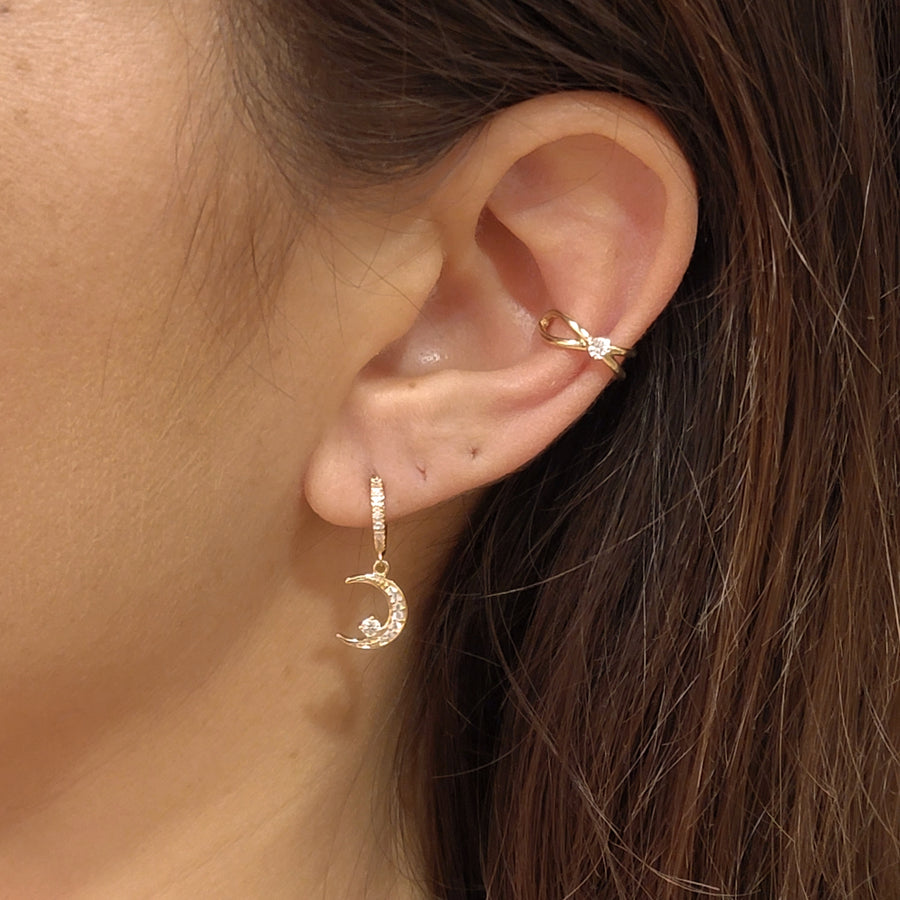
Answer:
top-left (538, 310), bottom-right (635, 379)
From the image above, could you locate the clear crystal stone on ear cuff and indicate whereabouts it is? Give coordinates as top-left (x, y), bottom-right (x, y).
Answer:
top-left (588, 335), bottom-right (612, 360)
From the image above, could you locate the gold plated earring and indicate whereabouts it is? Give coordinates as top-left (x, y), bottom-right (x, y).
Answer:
top-left (337, 475), bottom-right (407, 650)
top-left (538, 309), bottom-right (635, 379)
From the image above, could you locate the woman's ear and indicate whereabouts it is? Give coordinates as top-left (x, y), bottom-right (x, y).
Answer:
top-left (304, 92), bottom-right (698, 525)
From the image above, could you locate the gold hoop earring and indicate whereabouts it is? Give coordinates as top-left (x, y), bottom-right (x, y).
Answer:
top-left (538, 309), bottom-right (635, 379)
top-left (337, 475), bottom-right (407, 650)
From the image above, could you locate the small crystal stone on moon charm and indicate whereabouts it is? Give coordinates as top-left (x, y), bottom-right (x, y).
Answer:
top-left (359, 616), bottom-right (383, 638)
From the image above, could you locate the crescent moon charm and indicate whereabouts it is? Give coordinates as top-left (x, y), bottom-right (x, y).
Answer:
top-left (337, 566), bottom-right (408, 650)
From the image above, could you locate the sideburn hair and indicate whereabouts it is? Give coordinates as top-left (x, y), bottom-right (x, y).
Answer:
top-left (226, 1), bottom-right (900, 896)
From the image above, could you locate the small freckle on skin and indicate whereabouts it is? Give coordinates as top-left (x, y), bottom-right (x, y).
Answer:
top-left (0, 5), bottom-right (12, 15)
top-left (470, 447), bottom-right (480, 460)
top-left (416, 463), bottom-right (427, 482)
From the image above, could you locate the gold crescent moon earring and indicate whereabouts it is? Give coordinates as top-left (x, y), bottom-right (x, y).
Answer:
top-left (337, 475), bottom-right (408, 650)
top-left (538, 309), bottom-right (635, 379)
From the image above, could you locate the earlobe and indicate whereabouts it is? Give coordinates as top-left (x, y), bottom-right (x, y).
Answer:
top-left (304, 92), bottom-right (697, 527)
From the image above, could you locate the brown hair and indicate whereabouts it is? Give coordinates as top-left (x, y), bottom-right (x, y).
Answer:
top-left (227, 1), bottom-right (900, 896)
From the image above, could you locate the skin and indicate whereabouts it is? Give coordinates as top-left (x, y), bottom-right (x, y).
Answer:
top-left (1, 2), bottom-right (449, 896)
top-left (0, 1), bottom-right (697, 896)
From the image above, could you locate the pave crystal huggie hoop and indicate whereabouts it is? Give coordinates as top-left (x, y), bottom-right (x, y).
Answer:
top-left (336, 475), bottom-right (408, 650)
top-left (538, 309), bottom-right (635, 379)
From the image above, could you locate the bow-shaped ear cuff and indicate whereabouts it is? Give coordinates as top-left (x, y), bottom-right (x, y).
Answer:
top-left (538, 310), bottom-right (635, 379)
